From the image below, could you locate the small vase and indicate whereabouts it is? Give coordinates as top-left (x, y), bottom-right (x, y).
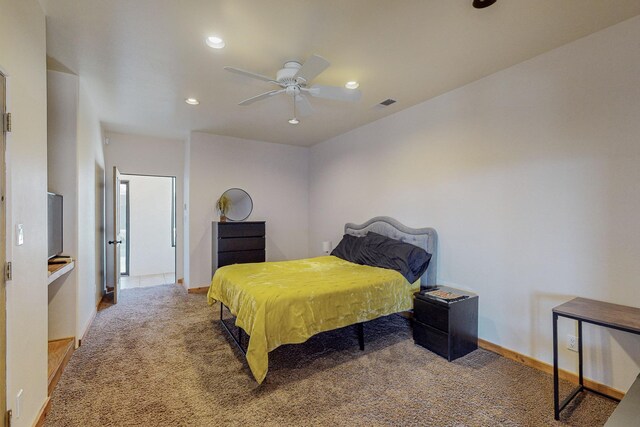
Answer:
top-left (220, 215), bottom-right (227, 222)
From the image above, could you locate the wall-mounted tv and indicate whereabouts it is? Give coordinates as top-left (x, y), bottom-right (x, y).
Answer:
top-left (47, 192), bottom-right (63, 259)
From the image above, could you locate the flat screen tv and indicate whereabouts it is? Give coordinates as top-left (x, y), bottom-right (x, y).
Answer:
top-left (47, 192), bottom-right (63, 259)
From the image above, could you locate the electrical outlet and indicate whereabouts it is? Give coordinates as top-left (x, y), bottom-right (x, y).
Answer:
top-left (567, 334), bottom-right (579, 352)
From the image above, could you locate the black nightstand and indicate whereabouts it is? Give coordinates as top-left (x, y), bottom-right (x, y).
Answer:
top-left (413, 286), bottom-right (478, 361)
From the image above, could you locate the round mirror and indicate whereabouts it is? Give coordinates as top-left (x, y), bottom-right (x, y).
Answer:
top-left (217, 188), bottom-right (253, 221)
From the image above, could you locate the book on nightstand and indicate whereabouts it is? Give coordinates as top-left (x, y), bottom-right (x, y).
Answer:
top-left (417, 288), bottom-right (469, 304)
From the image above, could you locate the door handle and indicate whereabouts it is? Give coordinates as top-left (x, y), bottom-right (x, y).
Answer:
top-left (108, 240), bottom-right (123, 245)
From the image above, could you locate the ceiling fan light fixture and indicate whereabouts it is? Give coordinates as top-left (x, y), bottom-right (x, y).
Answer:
top-left (205, 36), bottom-right (225, 49)
top-left (185, 98), bottom-right (200, 105)
top-left (345, 81), bottom-right (359, 89)
top-left (225, 54), bottom-right (361, 121)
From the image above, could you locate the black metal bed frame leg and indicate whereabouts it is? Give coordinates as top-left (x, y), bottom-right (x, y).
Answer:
top-left (357, 323), bottom-right (364, 351)
top-left (219, 303), bottom-right (247, 356)
top-left (220, 303), bottom-right (371, 360)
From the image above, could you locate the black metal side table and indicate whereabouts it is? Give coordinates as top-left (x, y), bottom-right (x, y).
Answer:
top-left (552, 297), bottom-right (640, 420)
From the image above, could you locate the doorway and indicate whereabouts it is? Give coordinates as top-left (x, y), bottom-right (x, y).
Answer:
top-left (118, 174), bottom-right (176, 289)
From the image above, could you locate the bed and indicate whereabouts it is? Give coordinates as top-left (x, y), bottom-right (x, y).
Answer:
top-left (207, 216), bottom-right (438, 383)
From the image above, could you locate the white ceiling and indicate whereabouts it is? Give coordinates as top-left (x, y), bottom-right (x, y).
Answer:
top-left (40, 0), bottom-right (640, 146)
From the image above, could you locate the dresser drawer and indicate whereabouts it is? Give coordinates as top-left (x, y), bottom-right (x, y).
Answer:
top-left (218, 250), bottom-right (265, 267)
top-left (219, 237), bottom-right (265, 252)
top-left (414, 298), bottom-right (449, 332)
top-left (218, 222), bottom-right (265, 238)
top-left (413, 321), bottom-right (449, 359)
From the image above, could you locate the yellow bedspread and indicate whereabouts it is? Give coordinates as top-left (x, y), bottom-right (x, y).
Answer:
top-left (207, 255), bottom-right (419, 383)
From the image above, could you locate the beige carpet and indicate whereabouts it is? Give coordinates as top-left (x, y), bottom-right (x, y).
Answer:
top-left (45, 285), bottom-right (617, 426)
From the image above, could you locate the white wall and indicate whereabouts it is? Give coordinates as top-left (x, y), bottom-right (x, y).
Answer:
top-left (47, 70), bottom-right (78, 341)
top-left (104, 132), bottom-right (184, 285)
top-left (124, 174), bottom-right (175, 277)
top-left (0, 1), bottom-right (48, 425)
top-left (46, 69), bottom-right (105, 347)
top-left (188, 132), bottom-right (309, 288)
top-left (75, 77), bottom-right (105, 341)
top-left (309, 16), bottom-right (640, 392)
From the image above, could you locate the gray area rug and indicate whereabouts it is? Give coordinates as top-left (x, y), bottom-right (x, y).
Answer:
top-left (45, 284), bottom-right (616, 426)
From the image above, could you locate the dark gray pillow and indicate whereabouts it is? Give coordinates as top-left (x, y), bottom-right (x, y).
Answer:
top-left (356, 232), bottom-right (431, 283)
top-left (330, 234), bottom-right (365, 263)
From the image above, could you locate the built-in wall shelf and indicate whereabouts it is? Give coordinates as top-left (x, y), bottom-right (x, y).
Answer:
top-left (48, 259), bottom-right (75, 285)
top-left (47, 337), bottom-right (74, 395)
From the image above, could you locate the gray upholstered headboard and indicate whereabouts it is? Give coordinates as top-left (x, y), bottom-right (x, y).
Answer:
top-left (344, 216), bottom-right (438, 288)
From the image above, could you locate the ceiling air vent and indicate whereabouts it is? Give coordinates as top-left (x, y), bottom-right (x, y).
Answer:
top-left (379, 98), bottom-right (397, 106)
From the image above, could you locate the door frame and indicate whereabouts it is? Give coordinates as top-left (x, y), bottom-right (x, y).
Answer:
top-left (111, 167), bottom-right (122, 304)
top-left (117, 173), bottom-right (177, 284)
top-left (119, 179), bottom-right (130, 276)
top-left (1, 70), bottom-right (8, 427)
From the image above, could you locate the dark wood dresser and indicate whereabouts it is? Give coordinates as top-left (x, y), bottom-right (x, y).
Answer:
top-left (211, 221), bottom-right (266, 276)
top-left (413, 286), bottom-right (478, 361)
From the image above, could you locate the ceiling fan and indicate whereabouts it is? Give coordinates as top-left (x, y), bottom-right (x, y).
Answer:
top-left (224, 54), bottom-right (362, 124)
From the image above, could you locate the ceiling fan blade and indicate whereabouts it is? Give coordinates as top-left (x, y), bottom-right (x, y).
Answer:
top-left (294, 95), bottom-right (313, 117)
top-left (294, 54), bottom-right (330, 83)
top-left (224, 66), bottom-right (281, 85)
top-left (238, 89), bottom-right (285, 106)
top-left (305, 85), bottom-right (362, 102)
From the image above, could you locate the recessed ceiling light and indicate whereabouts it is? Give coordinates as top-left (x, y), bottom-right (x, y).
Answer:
top-left (345, 81), bottom-right (359, 89)
top-left (185, 98), bottom-right (200, 105)
top-left (206, 36), bottom-right (225, 49)
top-left (288, 118), bottom-right (300, 125)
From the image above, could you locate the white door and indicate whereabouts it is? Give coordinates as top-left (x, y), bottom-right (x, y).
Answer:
top-left (110, 166), bottom-right (122, 303)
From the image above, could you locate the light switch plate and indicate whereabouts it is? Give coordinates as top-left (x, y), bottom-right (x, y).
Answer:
top-left (16, 389), bottom-right (23, 419)
top-left (16, 224), bottom-right (24, 246)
